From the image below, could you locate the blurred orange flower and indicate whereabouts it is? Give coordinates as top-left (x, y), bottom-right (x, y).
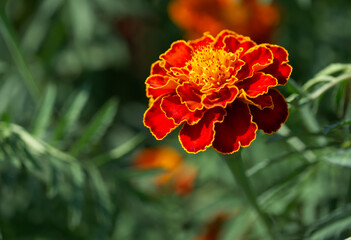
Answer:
top-left (168, 0), bottom-right (280, 43)
top-left (134, 147), bottom-right (197, 196)
top-left (195, 213), bottom-right (230, 240)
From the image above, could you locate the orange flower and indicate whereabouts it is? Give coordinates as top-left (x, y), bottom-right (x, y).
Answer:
top-left (134, 146), bottom-right (182, 170)
top-left (168, 0), bottom-right (280, 43)
top-left (134, 147), bottom-right (197, 196)
top-left (143, 30), bottom-right (292, 154)
top-left (195, 213), bottom-right (230, 240)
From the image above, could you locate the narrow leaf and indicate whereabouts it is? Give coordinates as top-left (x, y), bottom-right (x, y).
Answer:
top-left (0, 10), bottom-right (41, 102)
top-left (53, 87), bottom-right (89, 141)
top-left (323, 148), bottom-right (351, 168)
top-left (32, 84), bottom-right (57, 138)
top-left (305, 203), bottom-right (351, 239)
top-left (91, 133), bottom-right (145, 167)
top-left (69, 98), bottom-right (118, 157)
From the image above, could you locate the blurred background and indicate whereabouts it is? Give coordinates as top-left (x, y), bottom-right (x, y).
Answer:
top-left (1, 0), bottom-right (351, 239)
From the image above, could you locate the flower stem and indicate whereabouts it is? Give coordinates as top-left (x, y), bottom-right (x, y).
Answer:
top-left (224, 152), bottom-right (276, 240)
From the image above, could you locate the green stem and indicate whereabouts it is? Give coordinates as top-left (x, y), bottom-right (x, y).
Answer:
top-left (224, 152), bottom-right (276, 240)
top-left (0, 8), bottom-right (41, 103)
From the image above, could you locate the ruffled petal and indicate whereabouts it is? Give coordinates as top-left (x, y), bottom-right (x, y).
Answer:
top-left (236, 45), bottom-right (273, 80)
top-left (246, 94), bottom-right (273, 110)
top-left (214, 30), bottom-right (236, 49)
top-left (212, 101), bottom-right (258, 154)
top-left (249, 89), bottom-right (288, 134)
top-left (151, 61), bottom-right (168, 76)
top-left (146, 75), bottom-right (178, 98)
top-left (161, 95), bottom-right (205, 125)
top-left (179, 107), bottom-right (226, 153)
top-left (261, 45), bottom-right (292, 85)
top-left (202, 86), bottom-right (239, 108)
top-left (188, 34), bottom-right (215, 50)
top-left (236, 72), bottom-right (278, 98)
top-left (144, 97), bottom-right (179, 139)
top-left (177, 82), bottom-right (203, 111)
top-left (160, 41), bottom-right (192, 67)
top-left (223, 35), bottom-right (256, 55)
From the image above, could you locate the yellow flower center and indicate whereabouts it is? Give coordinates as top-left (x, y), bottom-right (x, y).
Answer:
top-left (187, 45), bottom-right (237, 90)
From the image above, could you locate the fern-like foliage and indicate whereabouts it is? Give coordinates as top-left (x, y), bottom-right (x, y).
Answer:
top-left (0, 122), bottom-right (113, 238)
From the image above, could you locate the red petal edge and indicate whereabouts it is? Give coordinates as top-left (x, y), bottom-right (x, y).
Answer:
top-left (151, 61), bottom-right (168, 76)
top-left (179, 107), bottom-right (226, 153)
top-left (236, 45), bottom-right (274, 80)
top-left (188, 34), bottom-right (215, 51)
top-left (160, 41), bottom-right (192, 68)
top-left (144, 97), bottom-right (179, 139)
top-left (212, 101), bottom-right (258, 154)
top-left (262, 45), bottom-right (292, 85)
top-left (223, 35), bottom-right (256, 55)
top-left (177, 82), bottom-right (203, 111)
top-left (249, 89), bottom-right (288, 134)
top-left (161, 95), bottom-right (205, 125)
top-left (236, 72), bottom-right (278, 98)
top-left (146, 75), bottom-right (178, 99)
top-left (202, 86), bottom-right (239, 108)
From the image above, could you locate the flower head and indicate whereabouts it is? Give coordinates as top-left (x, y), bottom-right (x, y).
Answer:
top-left (168, 0), bottom-right (280, 43)
top-left (143, 30), bottom-right (292, 154)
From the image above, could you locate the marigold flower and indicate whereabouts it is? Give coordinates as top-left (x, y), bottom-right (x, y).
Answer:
top-left (134, 147), bottom-right (197, 196)
top-left (168, 0), bottom-right (280, 43)
top-left (143, 30), bottom-right (292, 154)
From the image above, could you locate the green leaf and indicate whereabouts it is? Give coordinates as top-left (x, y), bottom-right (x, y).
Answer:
top-left (258, 162), bottom-right (317, 208)
top-left (67, 0), bottom-right (95, 43)
top-left (69, 98), bottom-right (119, 157)
top-left (68, 163), bottom-right (85, 228)
top-left (0, 10), bottom-right (41, 103)
top-left (91, 133), bottom-right (145, 167)
top-left (315, 63), bottom-right (351, 77)
top-left (305, 203), bottom-right (351, 239)
top-left (86, 166), bottom-right (112, 231)
top-left (21, 0), bottom-right (64, 54)
top-left (53, 87), bottom-right (90, 142)
top-left (323, 148), bottom-right (351, 168)
top-left (323, 120), bottom-right (351, 134)
top-left (31, 84), bottom-right (57, 138)
top-left (0, 77), bottom-right (22, 115)
top-left (0, 122), bottom-right (112, 233)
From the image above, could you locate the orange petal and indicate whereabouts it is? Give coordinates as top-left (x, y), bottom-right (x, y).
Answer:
top-left (236, 45), bottom-right (273, 80)
top-left (249, 88), bottom-right (288, 134)
top-left (236, 72), bottom-right (277, 98)
top-left (202, 86), bottom-right (239, 108)
top-left (144, 97), bottom-right (179, 139)
top-left (223, 35), bottom-right (255, 55)
top-left (262, 45), bottom-right (292, 85)
top-left (161, 95), bottom-right (205, 125)
top-left (177, 82), bottom-right (204, 111)
top-left (151, 61), bottom-right (168, 76)
top-left (179, 107), bottom-right (226, 153)
top-left (160, 40), bottom-right (192, 67)
top-left (212, 101), bottom-right (258, 154)
top-left (146, 75), bottom-right (178, 99)
top-left (214, 30), bottom-right (236, 49)
top-left (246, 94), bottom-right (273, 110)
top-left (189, 34), bottom-right (215, 50)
